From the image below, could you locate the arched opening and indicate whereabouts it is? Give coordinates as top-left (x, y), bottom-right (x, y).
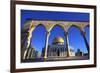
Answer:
top-left (30, 24), bottom-right (47, 59)
top-left (47, 25), bottom-right (66, 57)
top-left (49, 25), bottom-right (66, 45)
top-left (68, 25), bottom-right (88, 57)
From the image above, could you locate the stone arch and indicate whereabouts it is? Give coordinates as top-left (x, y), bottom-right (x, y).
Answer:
top-left (67, 24), bottom-right (82, 32)
top-left (48, 24), bottom-right (66, 44)
top-left (34, 24), bottom-right (47, 31)
top-left (48, 24), bottom-right (71, 57)
top-left (50, 24), bottom-right (66, 32)
top-left (67, 25), bottom-right (89, 56)
top-left (67, 25), bottom-right (82, 56)
top-left (31, 24), bottom-right (47, 57)
top-left (22, 22), bottom-right (47, 59)
top-left (27, 23), bottom-right (47, 48)
top-left (43, 24), bottom-right (66, 58)
top-left (67, 25), bottom-right (84, 44)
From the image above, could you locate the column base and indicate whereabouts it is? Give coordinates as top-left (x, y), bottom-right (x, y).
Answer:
top-left (44, 56), bottom-right (47, 61)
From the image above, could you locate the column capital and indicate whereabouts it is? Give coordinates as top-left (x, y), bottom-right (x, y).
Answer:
top-left (81, 31), bottom-right (86, 36)
top-left (46, 30), bottom-right (50, 35)
top-left (64, 31), bottom-right (68, 36)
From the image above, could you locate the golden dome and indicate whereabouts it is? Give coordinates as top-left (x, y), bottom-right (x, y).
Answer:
top-left (52, 36), bottom-right (64, 44)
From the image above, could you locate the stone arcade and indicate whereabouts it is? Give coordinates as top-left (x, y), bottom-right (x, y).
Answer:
top-left (21, 20), bottom-right (89, 60)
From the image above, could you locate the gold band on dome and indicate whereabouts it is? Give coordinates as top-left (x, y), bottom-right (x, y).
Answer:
top-left (52, 36), bottom-right (64, 44)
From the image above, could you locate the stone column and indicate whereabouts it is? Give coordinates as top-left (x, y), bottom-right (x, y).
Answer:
top-left (23, 32), bottom-right (32, 59)
top-left (27, 48), bottom-right (32, 59)
top-left (21, 31), bottom-right (27, 60)
top-left (30, 49), bottom-right (34, 58)
top-left (64, 48), bottom-right (65, 57)
top-left (21, 31), bottom-right (30, 60)
top-left (64, 31), bottom-right (70, 57)
top-left (81, 31), bottom-right (90, 56)
top-left (23, 24), bottom-right (35, 60)
top-left (44, 31), bottom-right (50, 59)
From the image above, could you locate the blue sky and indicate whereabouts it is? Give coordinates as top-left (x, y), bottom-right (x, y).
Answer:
top-left (21, 10), bottom-right (89, 53)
